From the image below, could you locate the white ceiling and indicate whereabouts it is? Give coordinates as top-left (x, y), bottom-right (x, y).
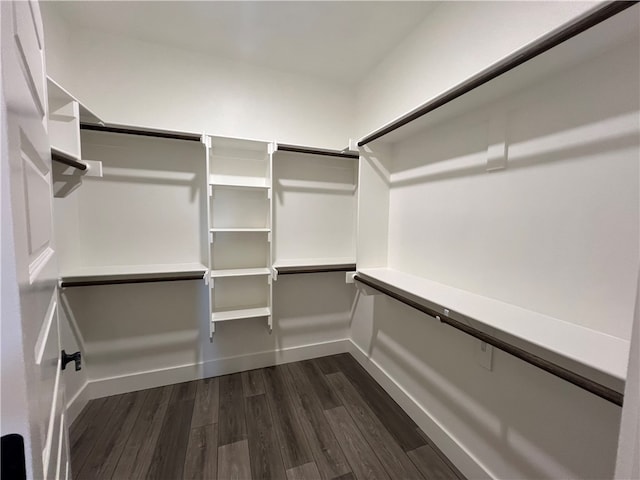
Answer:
top-left (49, 1), bottom-right (437, 85)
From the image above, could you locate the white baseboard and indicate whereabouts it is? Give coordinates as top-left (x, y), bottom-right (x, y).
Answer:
top-left (66, 381), bottom-right (89, 425)
top-left (82, 338), bottom-right (351, 402)
top-left (348, 340), bottom-right (492, 480)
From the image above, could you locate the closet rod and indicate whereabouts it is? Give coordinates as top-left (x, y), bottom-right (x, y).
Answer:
top-left (358, 1), bottom-right (637, 147)
top-left (277, 144), bottom-right (359, 159)
top-left (353, 275), bottom-right (624, 407)
top-left (276, 264), bottom-right (356, 275)
top-left (51, 149), bottom-right (87, 171)
top-left (60, 275), bottom-right (205, 288)
top-left (80, 123), bottom-right (201, 142)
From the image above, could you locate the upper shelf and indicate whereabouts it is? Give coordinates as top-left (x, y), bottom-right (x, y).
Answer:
top-left (275, 143), bottom-right (358, 159)
top-left (47, 77), bottom-right (103, 125)
top-left (60, 263), bottom-right (207, 287)
top-left (357, 267), bottom-right (629, 393)
top-left (358, 2), bottom-right (638, 146)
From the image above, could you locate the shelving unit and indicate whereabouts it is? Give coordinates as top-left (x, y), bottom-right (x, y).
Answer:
top-left (356, 5), bottom-right (638, 405)
top-left (272, 144), bottom-right (358, 276)
top-left (206, 136), bottom-right (274, 336)
top-left (47, 77), bottom-right (103, 196)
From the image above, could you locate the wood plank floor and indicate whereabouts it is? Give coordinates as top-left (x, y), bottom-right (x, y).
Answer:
top-left (70, 353), bottom-right (465, 480)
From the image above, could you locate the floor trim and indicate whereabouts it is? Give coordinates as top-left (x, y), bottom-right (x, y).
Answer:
top-left (347, 340), bottom-right (492, 480)
top-left (77, 338), bottom-right (351, 405)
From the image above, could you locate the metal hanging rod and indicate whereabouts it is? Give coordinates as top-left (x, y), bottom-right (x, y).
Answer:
top-left (51, 148), bottom-right (87, 171)
top-left (276, 143), bottom-right (359, 159)
top-left (358, 1), bottom-right (637, 147)
top-left (353, 274), bottom-right (624, 407)
top-left (80, 123), bottom-right (201, 142)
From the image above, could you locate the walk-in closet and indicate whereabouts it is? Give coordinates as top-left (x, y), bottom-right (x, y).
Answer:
top-left (1, 1), bottom-right (638, 479)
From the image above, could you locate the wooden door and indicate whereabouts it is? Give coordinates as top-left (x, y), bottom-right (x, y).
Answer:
top-left (1, 1), bottom-right (70, 478)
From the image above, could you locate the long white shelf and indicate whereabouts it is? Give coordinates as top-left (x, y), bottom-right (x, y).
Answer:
top-left (211, 307), bottom-right (271, 322)
top-left (210, 228), bottom-right (270, 232)
top-left (357, 268), bottom-right (629, 389)
top-left (60, 263), bottom-right (208, 286)
top-left (210, 268), bottom-right (271, 278)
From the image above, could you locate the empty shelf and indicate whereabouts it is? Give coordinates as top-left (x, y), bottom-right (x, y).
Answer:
top-left (60, 263), bottom-right (207, 287)
top-left (356, 268), bottom-right (629, 393)
top-left (274, 257), bottom-right (356, 275)
top-left (210, 181), bottom-right (270, 190)
top-left (210, 228), bottom-right (270, 232)
top-left (210, 268), bottom-right (271, 278)
top-left (211, 307), bottom-right (271, 322)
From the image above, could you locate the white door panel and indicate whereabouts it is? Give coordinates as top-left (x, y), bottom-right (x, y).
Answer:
top-left (2, 0), bottom-right (70, 478)
top-left (11, 1), bottom-right (46, 119)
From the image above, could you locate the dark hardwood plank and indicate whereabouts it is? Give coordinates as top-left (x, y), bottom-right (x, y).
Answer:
top-left (286, 462), bottom-right (322, 480)
top-left (69, 397), bottom-right (105, 441)
top-left (332, 353), bottom-right (425, 451)
top-left (245, 394), bottom-right (286, 480)
top-left (416, 428), bottom-right (466, 480)
top-left (171, 380), bottom-right (198, 403)
top-left (263, 365), bottom-right (313, 470)
top-left (71, 395), bottom-right (121, 475)
top-left (311, 355), bottom-right (341, 375)
top-left (113, 385), bottom-right (174, 479)
top-left (192, 377), bottom-right (219, 428)
top-left (219, 373), bottom-right (247, 446)
top-left (77, 389), bottom-right (149, 479)
top-left (218, 440), bottom-right (252, 480)
top-left (183, 423), bottom-right (218, 479)
top-left (299, 360), bottom-right (341, 409)
top-left (408, 445), bottom-right (461, 480)
top-left (326, 372), bottom-right (423, 480)
top-left (324, 406), bottom-right (390, 480)
top-left (333, 473), bottom-right (356, 480)
top-left (146, 399), bottom-right (195, 479)
top-left (286, 363), bottom-right (350, 480)
top-left (242, 369), bottom-right (266, 397)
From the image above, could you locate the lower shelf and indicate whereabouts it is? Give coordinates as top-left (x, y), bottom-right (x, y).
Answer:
top-left (211, 306), bottom-right (271, 323)
top-left (210, 306), bottom-right (272, 336)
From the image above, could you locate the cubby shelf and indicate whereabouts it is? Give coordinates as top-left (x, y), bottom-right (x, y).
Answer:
top-left (210, 228), bottom-right (271, 233)
top-left (211, 307), bottom-right (271, 322)
top-left (210, 268), bottom-right (271, 278)
top-left (210, 180), bottom-right (270, 190)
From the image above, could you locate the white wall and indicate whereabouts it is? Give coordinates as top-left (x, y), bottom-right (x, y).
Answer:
top-left (355, 1), bottom-right (600, 139)
top-left (41, 6), bottom-right (355, 149)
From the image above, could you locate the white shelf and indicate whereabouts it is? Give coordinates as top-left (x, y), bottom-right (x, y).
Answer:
top-left (48, 76), bottom-right (103, 125)
top-left (274, 257), bottom-right (355, 269)
top-left (211, 268), bottom-right (271, 278)
top-left (357, 268), bottom-right (629, 388)
top-left (60, 263), bottom-right (207, 285)
top-left (211, 306), bottom-right (271, 322)
top-left (210, 179), bottom-right (270, 190)
top-left (210, 228), bottom-right (270, 233)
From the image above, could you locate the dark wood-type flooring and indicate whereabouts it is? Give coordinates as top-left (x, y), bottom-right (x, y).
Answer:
top-left (70, 353), bottom-right (465, 479)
